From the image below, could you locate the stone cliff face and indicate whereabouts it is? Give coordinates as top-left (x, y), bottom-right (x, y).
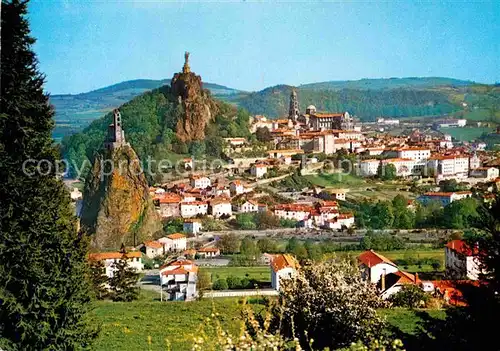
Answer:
top-left (170, 53), bottom-right (217, 142)
top-left (80, 145), bottom-right (161, 249)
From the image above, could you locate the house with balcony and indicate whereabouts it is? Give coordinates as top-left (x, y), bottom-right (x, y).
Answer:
top-left (159, 259), bottom-right (198, 301)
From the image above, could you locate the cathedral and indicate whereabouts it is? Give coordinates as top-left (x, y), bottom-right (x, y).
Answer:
top-left (287, 90), bottom-right (353, 131)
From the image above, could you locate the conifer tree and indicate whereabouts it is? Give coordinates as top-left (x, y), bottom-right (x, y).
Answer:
top-left (0, 1), bottom-right (98, 349)
top-left (89, 260), bottom-right (109, 300)
top-left (109, 255), bottom-right (140, 302)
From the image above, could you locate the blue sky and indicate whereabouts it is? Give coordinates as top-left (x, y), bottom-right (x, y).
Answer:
top-left (29, 0), bottom-right (499, 94)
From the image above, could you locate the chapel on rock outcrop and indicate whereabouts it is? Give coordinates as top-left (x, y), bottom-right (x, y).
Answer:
top-left (105, 109), bottom-right (129, 150)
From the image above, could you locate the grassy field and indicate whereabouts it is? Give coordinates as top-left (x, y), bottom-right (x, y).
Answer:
top-left (305, 173), bottom-right (365, 188)
top-left (440, 126), bottom-right (494, 141)
top-left (91, 291), bottom-right (447, 351)
top-left (201, 266), bottom-right (271, 283)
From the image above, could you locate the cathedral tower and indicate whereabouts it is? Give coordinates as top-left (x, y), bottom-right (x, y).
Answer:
top-left (288, 89), bottom-right (300, 122)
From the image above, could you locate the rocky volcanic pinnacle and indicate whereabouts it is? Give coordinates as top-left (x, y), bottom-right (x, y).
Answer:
top-left (171, 51), bottom-right (217, 142)
top-left (80, 145), bottom-right (161, 250)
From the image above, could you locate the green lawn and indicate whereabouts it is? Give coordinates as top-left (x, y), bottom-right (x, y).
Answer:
top-left (201, 266), bottom-right (271, 283)
top-left (440, 126), bottom-right (494, 142)
top-left (305, 173), bottom-right (365, 188)
top-left (91, 291), bottom-right (447, 351)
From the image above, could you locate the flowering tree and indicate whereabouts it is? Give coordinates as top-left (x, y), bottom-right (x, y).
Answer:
top-left (273, 259), bottom-right (387, 350)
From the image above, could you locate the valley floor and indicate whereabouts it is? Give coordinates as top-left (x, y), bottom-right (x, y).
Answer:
top-left (91, 290), bottom-right (445, 351)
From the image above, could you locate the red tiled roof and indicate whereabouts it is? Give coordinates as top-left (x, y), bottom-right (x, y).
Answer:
top-left (167, 233), bottom-right (186, 240)
top-left (358, 250), bottom-right (396, 268)
top-left (89, 251), bottom-right (141, 261)
top-left (144, 241), bottom-right (163, 249)
top-left (271, 254), bottom-right (299, 272)
top-left (446, 240), bottom-right (479, 256)
top-left (275, 204), bottom-right (313, 212)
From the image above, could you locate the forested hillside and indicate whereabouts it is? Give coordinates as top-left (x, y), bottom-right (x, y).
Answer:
top-left (299, 77), bottom-right (473, 91)
top-left (234, 85), bottom-right (460, 120)
top-left (61, 85), bottom-right (250, 179)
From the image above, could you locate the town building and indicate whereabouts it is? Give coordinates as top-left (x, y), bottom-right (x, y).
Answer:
top-left (427, 155), bottom-right (470, 180)
top-left (158, 233), bottom-right (187, 252)
top-left (183, 158), bottom-right (194, 170)
top-left (159, 258), bottom-right (198, 301)
top-left (274, 204), bottom-right (312, 222)
top-left (358, 250), bottom-right (399, 284)
top-left (433, 119), bottom-right (467, 129)
top-left (209, 198), bottom-right (232, 218)
top-left (141, 241), bottom-right (164, 258)
top-left (180, 201), bottom-right (208, 218)
top-left (189, 175), bottom-right (211, 189)
top-left (154, 193), bottom-right (182, 218)
top-left (229, 180), bottom-right (245, 195)
top-left (445, 240), bottom-right (482, 280)
top-left (469, 167), bottom-right (499, 181)
top-left (417, 191), bottom-right (473, 206)
top-left (237, 199), bottom-right (260, 213)
top-left (88, 251), bottom-right (143, 278)
top-left (396, 147), bottom-right (431, 162)
top-left (271, 254), bottom-right (299, 291)
top-left (183, 218), bottom-right (202, 235)
top-left (250, 163), bottom-right (268, 178)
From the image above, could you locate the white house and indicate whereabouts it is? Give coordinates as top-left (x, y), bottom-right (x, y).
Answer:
top-left (141, 241), bottom-right (164, 258)
top-left (88, 251), bottom-right (144, 278)
top-left (159, 259), bottom-right (198, 301)
top-left (358, 250), bottom-right (420, 299)
top-left (329, 189), bottom-right (347, 201)
top-left (183, 158), bottom-right (194, 170)
top-left (209, 198), bottom-right (232, 218)
top-left (378, 271), bottom-right (421, 300)
top-left (189, 175), bottom-right (211, 189)
top-left (237, 199), bottom-right (260, 213)
top-left (271, 254), bottom-right (299, 291)
top-left (358, 250), bottom-right (399, 284)
top-left (183, 218), bottom-right (202, 235)
top-left (251, 163), bottom-right (268, 178)
top-left (230, 180), bottom-right (245, 195)
top-left (445, 240), bottom-right (482, 280)
top-left (180, 201), bottom-right (208, 218)
top-left (417, 191), bottom-right (472, 206)
top-left (274, 204), bottom-right (312, 222)
top-left (158, 233), bottom-right (187, 252)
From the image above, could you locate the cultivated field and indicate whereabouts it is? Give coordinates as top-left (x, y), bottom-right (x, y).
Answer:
top-left (201, 266), bottom-right (271, 283)
top-left (440, 126), bottom-right (494, 142)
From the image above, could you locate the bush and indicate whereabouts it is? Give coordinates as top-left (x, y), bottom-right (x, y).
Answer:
top-left (212, 279), bottom-right (228, 290)
top-left (240, 277), bottom-right (251, 289)
top-left (226, 275), bottom-right (242, 289)
top-left (389, 285), bottom-right (430, 308)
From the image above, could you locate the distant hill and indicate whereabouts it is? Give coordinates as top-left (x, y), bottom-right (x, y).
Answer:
top-left (232, 84), bottom-right (461, 120)
top-left (299, 77), bottom-right (474, 91)
top-left (50, 79), bottom-right (241, 141)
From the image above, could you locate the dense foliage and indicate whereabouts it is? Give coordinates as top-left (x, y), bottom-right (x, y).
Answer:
top-left (347, 195), bottom-right (480, 230)
top-left (109, 256), bottom-right (140, 302)
top-left (0, 1), bottom-right (97, 348)
top-left (273, 260), bottom-right (387, 350)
